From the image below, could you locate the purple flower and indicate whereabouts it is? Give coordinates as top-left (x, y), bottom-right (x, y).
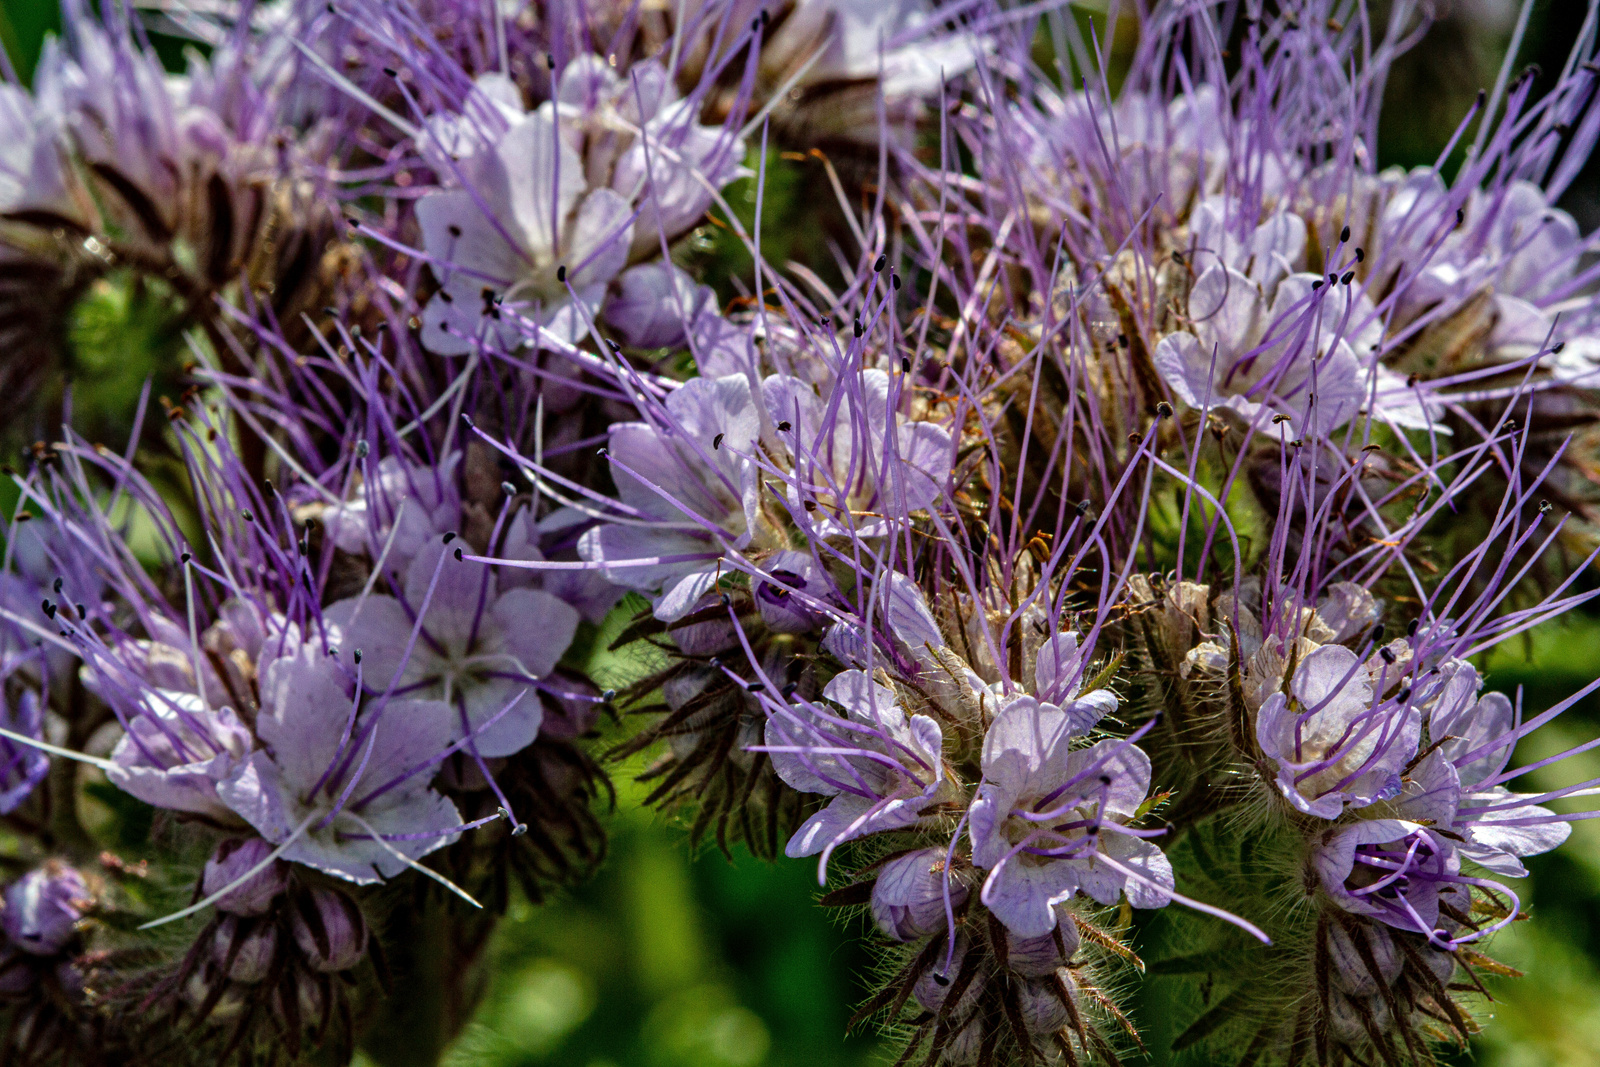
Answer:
top-left (579, 374), bottom-right (769, 621)
top-left (414, 61), bottom-right (742, 354)
top-left (820, 570), bottom-right (946, 675)
top-left (106, 689), bottom-right (255, 820)
top-left (1152, 265), bottom-right (1389, 434)
top-left (1313, 818), bottom-right (1462, 942)
top-left (323, 451), bottom-right (463, 568)
top-left (215, 636), bottom-right (463, 884)
top-left (970, 706), bottom-right (1171, 938)
top-left (603, 262), bottom-right (715, 350)
top-left (3, 863), bottom-right (89, 956)
top-left (326, 540), bottom-right (580, 758)
top-left (968, 631), bottom-right (1119, 738)
top-left (765, 671), bottom-right (953, 871)
top-left (0, 690), bottom-right (48, 815)
top-left (763, 369), bottom-right (952, 538)
top-left (416, 98), bottom-right (632, 352)
top-left (1255, 645), bottom-right (1420, 819)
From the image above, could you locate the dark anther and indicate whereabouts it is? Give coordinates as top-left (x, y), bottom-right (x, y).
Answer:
top-left (1396, 687), bottom-right (1412, 704)
top-left (1476, 88), bottom-right (1487, 108)
top-left (712, 432), bottom-right (725, 450)
top-left (1117, 333), bottom-right (1129, 347)
top-left (1539, 499), bottom-right (1553, 514)
top-left (602, 689), bottom-right (617, 702)
top-left (181, 552), bottom-right (193, 563)
top-left (1355, 247), bottom-right (1365, 262)
top-left (353, 649), bottom-right (363, 664)
top-left (874, 254), bottom-right (887, 272)
top-left (932, 972), bottom-right (950, 987)
top-left (556, 264), bottom-right (567, 283)
top-left (1407, 373), bottom-right (1421, 387)
top-left (1098, 775), bottom-right (1112, 785)
top-left (1075, 499), bottom-right (1091, 515)
top-left (804, 500), bottom-right (818, 512)
top-left (853, 318), bottom-right (863, 338)
top-left (777, 421), bottom-right (792, 432)
top-left (1128, 431), bottom-right (1143, 445)
top-left (241, 509), bottom-right (254, 523)
top-left (453, 547), bottom-right (464, 562)
top-left (382, 67), bottom-right (397, 77)
top-left (1156, 401), bottom-right (1174, 419)
top-left (1340, 225), bottom-right (1351, 243)
top-left (545, 53), bottom-right (556, 69)
top-left (891, 274), bottom-right (901, 290)
top-left (443, 532), bottom-right (457, 544)
top-left (709, 657), bottom-right (722, 669)
top-left (1340, 271), bottom-right (1354, 285)
top-left (501, 481), bottom-right (517, 497)
top-left (356, 439), bottom-right (370, 458)
top-left (597, 447), bottom-right (608, 457)
top-left (1328, 273), bottom-right (1339, 284)
top-left (901, 357), bottom-right (911, 373)
top-left (1553, 341), bottom-right (1566, 353)
top-left (1312, 279), bottom-right (1324, 290)
top-left (1380, 646), bottom-right (1396, 664)
top-left (1407, 619), bottom-right (1420, 636)
top-left (782, 682), bottom-right (799, 698)
top-left (41, 600), bottom-right (55, 619)
top-left (1372, 624), bottom-right (1385, 643)
top-left (747, 682), bottom-right (764, 692)
top-left (1456, 208), bottom-right (1465, 225)
top-left (52, 577), bottom-right (62, 594)
top-left (1272, 413), bottom-right (1292, 424)
top-left (447, 224), bottom-right (461, 238)
top-left (460, 413), bottom-right (476, 429)
top-left (719, 593), bottom-right (731, 607)
top-left (819, 315), bottom-right (830, 325)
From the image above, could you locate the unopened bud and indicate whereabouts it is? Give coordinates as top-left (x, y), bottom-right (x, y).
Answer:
top-left (1006, 907), bottom-right (1082, 976)
top-left (870, 849), bottom-right (965, 941)
top-left (291, 888), bottom-right (368, 973)
top-left (203, 839), bottom-right (289, 917)
top-left (214, 916), bottom-right (280, 984)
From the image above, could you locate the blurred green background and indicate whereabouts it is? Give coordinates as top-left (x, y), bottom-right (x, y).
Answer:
top-left (6, 1), bottom-right (1600, 1065)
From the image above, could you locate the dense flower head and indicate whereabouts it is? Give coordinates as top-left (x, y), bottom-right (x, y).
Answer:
top-left (5, 0), bottom-right (1600, 1064)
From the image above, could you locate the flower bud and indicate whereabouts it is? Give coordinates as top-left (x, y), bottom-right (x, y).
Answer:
top-left (214, 916), bottom-right (279, 984)
top-left (1325, 920), bottom-right (1401, 996)
top-left (912, 936), bottom-right (984, 1018)
top-left (3, 863), bottom-right (89, 956)
top-left (203, 839), bottom-right (289, 917)
top-left (942, 1018), bottom-right (984, 1065)
top-left (1018, 976), bottom-right (1077, 1035)
top-left (1006, 906), bottom-right (1081, 977)
top-left (871, 850), bottom-right (965, 942)
top-left (1420, 946), bottom-right (1457, 986)
top-left (1328, 991), bottom-right (1392, 1045)
top-left (291, 889), bottom-right (368, 973)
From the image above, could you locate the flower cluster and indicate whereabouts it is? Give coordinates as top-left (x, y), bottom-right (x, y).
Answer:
top-left (0, 1), bottom-right (1598, 1065)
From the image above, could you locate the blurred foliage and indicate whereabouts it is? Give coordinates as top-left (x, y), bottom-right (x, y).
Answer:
top-left (3, 1), bottom-right (1598, 1065)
